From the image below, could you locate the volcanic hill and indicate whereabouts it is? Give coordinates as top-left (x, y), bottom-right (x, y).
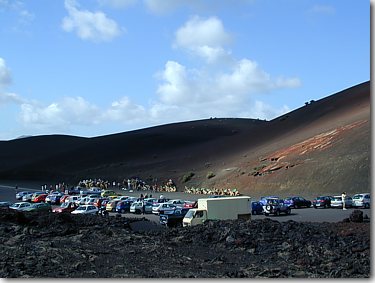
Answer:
top-left (0, 81), bottom-right (370, 198)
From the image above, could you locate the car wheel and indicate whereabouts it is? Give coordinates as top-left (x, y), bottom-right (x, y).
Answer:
top-left (364, 203), bottom-right (370, 209)
top-left (121, 209), bottom-right (125, 214)
top-left (274, 210), bottom-right (280, 216)
top-left (265, 205), bottom-right (272, 211)
top-left (286, 209), bottom-right (291, 215)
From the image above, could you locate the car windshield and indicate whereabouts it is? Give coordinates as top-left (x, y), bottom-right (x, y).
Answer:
top-left (352, 195), bottom-right (362, 200)
top-left (76, 206), bottom-right (86, 211)
top-left (184, 210), bottom-right (194, 219)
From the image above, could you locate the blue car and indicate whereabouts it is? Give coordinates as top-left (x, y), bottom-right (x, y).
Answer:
top-left (251, 201), bottom-right (263, 215)
top-left (259, 196), bottom-right (279, 206)
top-left (116, 200), bottom-right (133, 213)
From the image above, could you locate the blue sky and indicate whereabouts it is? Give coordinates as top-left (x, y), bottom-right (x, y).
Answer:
top-left (0, 0), bottom-right (369, 140)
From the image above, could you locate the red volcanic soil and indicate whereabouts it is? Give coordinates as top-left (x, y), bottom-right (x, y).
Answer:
top-left (0, 81), bottom-right (370, 199)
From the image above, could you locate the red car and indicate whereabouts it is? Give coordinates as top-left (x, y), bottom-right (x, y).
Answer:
top-left (52, 202), bottom-right (79, 213)
top-left (183, 201), bottom-right (197, 208)
top-left (32, 194), bottom-right (48, 203)
top-left (59, 195), bottom-right (70, 203)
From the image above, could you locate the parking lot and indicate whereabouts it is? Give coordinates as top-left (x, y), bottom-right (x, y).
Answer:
top-left (1, 183), bottom-right (370, 224)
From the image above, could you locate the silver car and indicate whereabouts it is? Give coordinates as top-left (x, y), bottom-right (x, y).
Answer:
top-left (352, 193), bottom-right (370, 208)
top-left (330, 196), bottom-right (352, 208)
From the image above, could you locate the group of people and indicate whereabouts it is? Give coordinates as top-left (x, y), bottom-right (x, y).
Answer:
top-left (184, 186), bottom-right (241, 196)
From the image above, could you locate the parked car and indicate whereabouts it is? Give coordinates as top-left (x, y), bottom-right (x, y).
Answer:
top-left (330, 195), bottom-right (353, 208)
top-left (23, 202), bottom-right (52, 212)
top-left (259, 196), bottom-right (279, 206)
top-left (59, 195), bottom-right (70, 203)
top-left (251, 201), bottom-right (263, 215)
top-left (32, 193), bottom-right (48, 203)
top-left (71, 205), bottom-right (98, 215)
top-left (49, 193), bottom-right (64, 205)
top-left (106, 199), bottom-right (122, 212)
top-left (152, 203), bottom-right (177, 215)
top-left (313, 196), bottom-right (333, 208)
top-left (22, 192), bottom-right (40, 202)
top-left (45, 192), bottom-right (63, 203)
top-left (352, 193), bottom-right (370, 208)
top-left (183, 201), bottom-right (197, 209)
top-left (160, 208), bottom-right (190, 228)
top-left (52, 202), bottom-right (79, 213)
top-left (101, 190), bottom-right (117, 197)
top-left (15, 191), bottom-right (29, 200)
top-left (284, 196), bottom-right (312, 208)
top-left (9, 202), bottom-right (32, 211)
top-left (167, 199), bottom-right (185, 207)
top-left (68, 186), bottom-right (82, 195)
top-left (130, 202), bottom-right (153, 214)
top-left (116, 200), bottom-right (133, 213)
top-left (263, 198), bottom-right (291, 216)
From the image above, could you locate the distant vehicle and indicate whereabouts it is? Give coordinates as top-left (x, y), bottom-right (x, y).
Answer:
top-left (284, 196), bottom-right (312, 208)
top-left (80, 188), bottom-right (101, 196)
top-left (152, 203), bottom-right (177, 215)
top-left (160, 208), bottom-right (190, 228)
top-left (130, 202), bottom-right (153, 214)
top-left (32, 193), bottom-right (48, 203)
top-left (68, 187), bottom-right (82, 195)
top-left (183, 196), bottom-right (251, 227)
top-left (313, 196), bottom-right (333, 209)
top-left (15, 191), bottom-right (29, 200)
top-left (251, 201), bottom-right (263, 215)
top-left (101, 190), bottom-right (117, 197)
top-left (23, 202), bottom-right (52, 212)
top-left (263, 198), bottom-right (291, 216)
top-left (52, 202), bottom-right (79, 213)
top-left (166, 199), bottom-right (185, 207)
top-left (9, 202), bottom-right (32, 211)
top-left (330, 196), bottom-right (353, 208)
top-left (71, 205), bottom-right (98, 215)
top-left (106, 199), bottom-right (122, 212)
top-left (259, 196), bottom-right (279, 206)
top-left (183, 201), bottom-right (196, 209)
top-left (31, 192), bottom-right (46, 202)
top-left (352, 193), bottom-right (370, 208)
top-left (59, 195), bottom-right (70, 203)
top-left (116, 200), bottom-right (133, 213)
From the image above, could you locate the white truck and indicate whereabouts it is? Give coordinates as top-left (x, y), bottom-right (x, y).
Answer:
top-left (182, 196), bottom-right (251, 227)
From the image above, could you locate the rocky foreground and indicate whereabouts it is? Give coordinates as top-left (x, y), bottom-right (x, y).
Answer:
top-left (0, 210), bottom-right (370, 278)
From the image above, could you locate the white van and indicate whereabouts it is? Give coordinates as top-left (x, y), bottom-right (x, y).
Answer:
top-left (352, 193), bottom-right (370, 208)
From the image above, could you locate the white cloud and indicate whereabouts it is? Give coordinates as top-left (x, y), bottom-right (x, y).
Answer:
top-left (19, 97), bottom-right (100, 131)
top-left (174, 16), bottom-right (232, 63)
top-left (98, 0), bottom-right (137, 9)
top-left (154, 59), bottom-right (300, 120)
top-left (62, 0), bottom-right (122, 42)
top-left (102, 96), bottom-right (146, 122)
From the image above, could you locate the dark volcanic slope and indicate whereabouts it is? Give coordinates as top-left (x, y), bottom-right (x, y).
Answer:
top-left (0, 81), bottom-right (370, 197)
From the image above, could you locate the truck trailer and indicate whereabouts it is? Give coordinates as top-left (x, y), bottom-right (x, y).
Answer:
top-left (182, 196), bottom-right (251, 227)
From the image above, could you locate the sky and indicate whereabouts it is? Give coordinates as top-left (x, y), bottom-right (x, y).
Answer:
top-left (0, 0), bottom-right (370, 140)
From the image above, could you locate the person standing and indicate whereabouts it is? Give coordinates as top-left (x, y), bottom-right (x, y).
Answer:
top-left (342, 192), bottom-right (347, 210)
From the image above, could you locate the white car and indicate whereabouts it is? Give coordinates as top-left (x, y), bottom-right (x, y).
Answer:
top-left (9, 202), bottom-right (32, 211)
top-left (71, 205), bottom-right (98, 215)
top-left (130, 202), bottom-right (153, 214)
top-left (352, 193), bottom-right (370, 208)
top-left (167, 199), bottom-right (185, 207)
top-left (22, 192), bottom-right (35, 202)
top-left (330, 195), bottom-right (353, 208)
top-left (152, 203), bottom-right (176, 215)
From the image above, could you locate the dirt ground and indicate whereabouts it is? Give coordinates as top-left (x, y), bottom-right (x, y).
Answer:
top-left (0, 209), bottom-right (370, 278)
